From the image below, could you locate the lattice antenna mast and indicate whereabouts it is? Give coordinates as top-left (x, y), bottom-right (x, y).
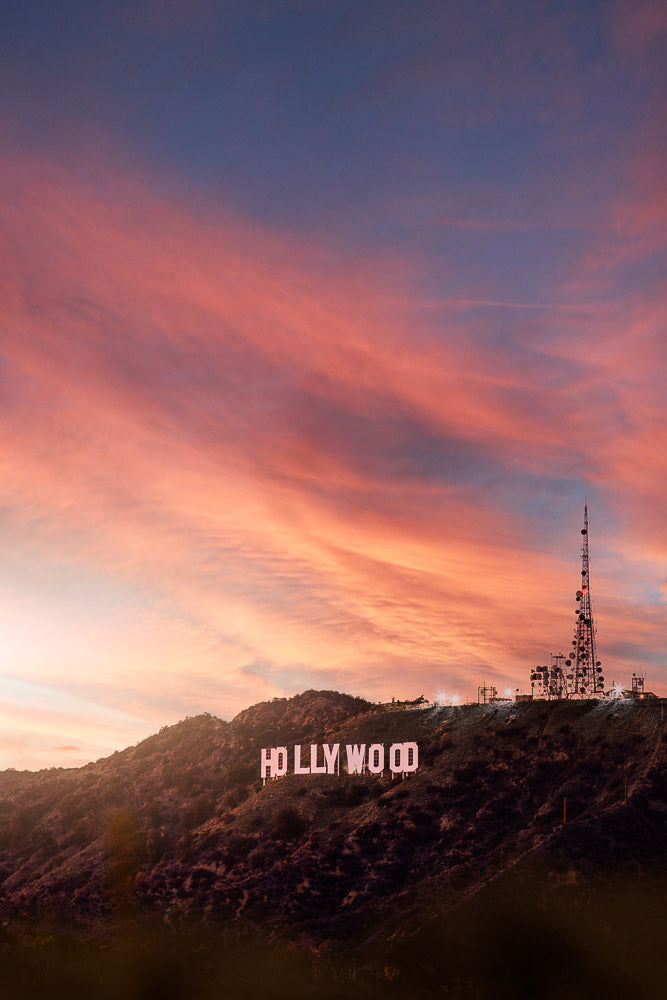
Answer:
top-left (566, 504), bottom-right (604, 697)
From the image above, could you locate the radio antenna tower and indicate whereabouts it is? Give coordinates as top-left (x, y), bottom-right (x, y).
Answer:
top-left (565, 503), bottom-right (604, 697)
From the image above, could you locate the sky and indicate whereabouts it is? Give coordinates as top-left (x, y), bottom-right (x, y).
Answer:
top-left (1, 0), bottom-right (666, 769)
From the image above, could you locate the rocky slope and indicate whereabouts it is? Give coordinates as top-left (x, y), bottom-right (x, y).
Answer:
top-left (0, 690), bottom-right (665, 997)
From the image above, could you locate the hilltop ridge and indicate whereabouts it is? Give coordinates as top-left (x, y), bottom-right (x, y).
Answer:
top-left (0, 690), bottom-right (665, 996)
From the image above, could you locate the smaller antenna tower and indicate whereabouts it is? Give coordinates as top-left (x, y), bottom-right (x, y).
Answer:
top-left (531, 653), bottom-right (568, 700)
top-left (477, 683), bottom-right (497, 705)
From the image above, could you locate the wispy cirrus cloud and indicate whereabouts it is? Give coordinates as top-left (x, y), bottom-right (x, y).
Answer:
top-left (0, 129), bottom-right (665, 769)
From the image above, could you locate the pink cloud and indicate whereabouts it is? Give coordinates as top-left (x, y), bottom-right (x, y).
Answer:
top-left (1, 143), bottom-right (665, 768)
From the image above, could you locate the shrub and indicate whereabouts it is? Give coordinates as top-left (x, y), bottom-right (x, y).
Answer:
top-left (323, 780), bottom-right (372, 807)
top-left (223, 787), bottom-right (248, 810)
top-left (273, 806), bottom-right (307, 840)
top-left (184, 794), bottom-right (215, 829)
top-left (222, 834), bottom-right (255, 866)
top-left (225, 762), bottom-right (256, 788)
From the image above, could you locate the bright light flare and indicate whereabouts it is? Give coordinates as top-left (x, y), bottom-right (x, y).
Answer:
top-left (612, 682), bottom-right (625, 699)
top-left (434, 689), bottom-right (461, 706)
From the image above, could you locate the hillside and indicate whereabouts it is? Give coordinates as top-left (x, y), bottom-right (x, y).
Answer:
top-left (0, 690), bottom-right (665, 997)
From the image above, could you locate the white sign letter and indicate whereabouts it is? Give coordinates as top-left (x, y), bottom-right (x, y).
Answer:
top-left (261, 748), bottom-right (273, 780)
top-left (368, 743), bottom-right (384, 774)
top-left (294, 744), bottom-right (310, 774)
top-left (310, 744), bottom-right (326, 774)
top-left (346, 744), bottom-right (366, 774)
top-left (403, 741), bottom-right (419, 773)
top-left (323, 743), bottom-right (339, 774)
top-left (274, 747), bottom-right (288, 777)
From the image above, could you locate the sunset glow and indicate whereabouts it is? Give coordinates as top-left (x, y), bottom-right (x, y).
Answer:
top-left (1, 1), bottom-right (665, 768)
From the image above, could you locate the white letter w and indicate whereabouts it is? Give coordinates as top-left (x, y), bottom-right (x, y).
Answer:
top-left (345, 744), bottom-right (366, 774)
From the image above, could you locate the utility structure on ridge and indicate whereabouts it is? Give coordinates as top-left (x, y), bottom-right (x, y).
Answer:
top-left (531, 504), bottom-right (604, 699)
top-left (568, 503), bottom-right (604, 696)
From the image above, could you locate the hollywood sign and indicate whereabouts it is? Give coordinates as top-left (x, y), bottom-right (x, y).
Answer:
top-left (260, 742), bottom-right (419, 781)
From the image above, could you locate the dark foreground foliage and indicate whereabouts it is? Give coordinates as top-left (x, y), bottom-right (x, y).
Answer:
top-left (1, 877), bottom-right (665, 1000)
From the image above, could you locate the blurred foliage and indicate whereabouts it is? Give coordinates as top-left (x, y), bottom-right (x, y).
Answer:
top-left (0, 877), bottom-right (665, 999)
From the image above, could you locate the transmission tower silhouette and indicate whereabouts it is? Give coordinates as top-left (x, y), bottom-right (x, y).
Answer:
top-left (564, 503), bottom-right (604, 697)
top-left (530, 504), bottom-right (605, 700)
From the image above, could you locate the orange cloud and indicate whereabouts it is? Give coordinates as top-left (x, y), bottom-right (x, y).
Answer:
top-left (1, 144), bottom-right (665, 768)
